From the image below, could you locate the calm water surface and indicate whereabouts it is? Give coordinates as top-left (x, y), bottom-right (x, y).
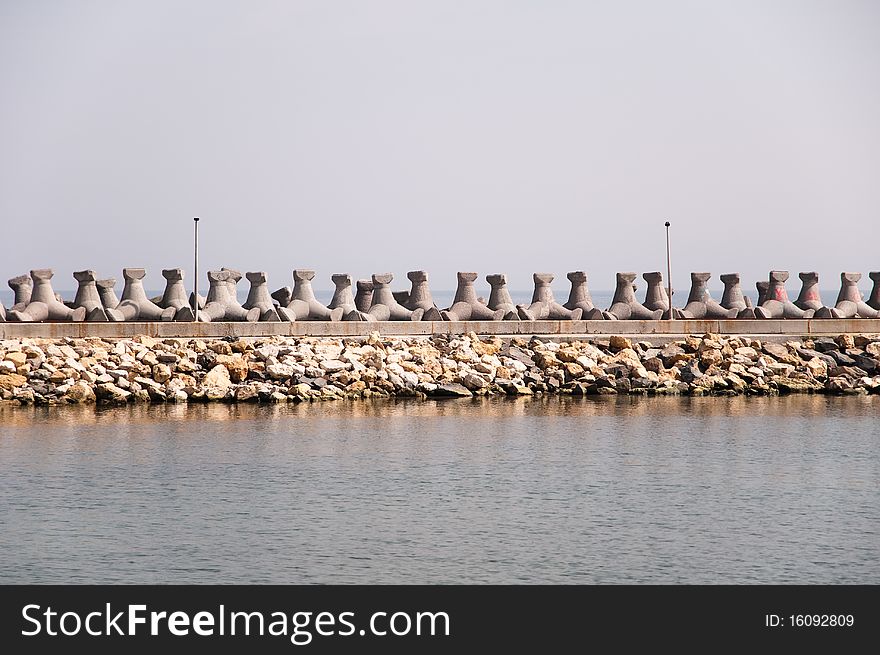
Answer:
top-left (0, 395), bottom-right (877, 583)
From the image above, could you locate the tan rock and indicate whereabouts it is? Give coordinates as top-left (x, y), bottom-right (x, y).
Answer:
top-left (235, 385), bottom-right (260, 402)
top-left (215, 354), bottom-right (249, 383)
top-left (734, 346), bottom-right (759, 360)
top-left (152, 363), bottom-right (172, 384)
top-left (0, 373), bottom-right (28, 390)
top-left (203, 364), bottom-right (231, 390)
top-left (805, 357), bottom-right (828, 378)
top-left (533, 352), bottom-right (559, 369)
top-left (700, 349), bottom-right (724, 367)
top-left (65, 381), bottom-right (96, 403)
top-left (209, 341), bottom-right (234, 355)
top-left (562, 362), bottom-right (585, 380)
top-left (835, 334), bottom-right (855, 350)
top-left (608, 335), bottom-right (632, 351)
top-left (4, 352), bottom-right (27, 367)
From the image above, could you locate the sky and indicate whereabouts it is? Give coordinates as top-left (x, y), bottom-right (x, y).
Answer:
top-left (1, 0), bottom-right (878, 300)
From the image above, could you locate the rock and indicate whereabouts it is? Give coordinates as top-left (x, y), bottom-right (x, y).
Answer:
top-left (95, 383), bottom-right (131, 404)
top-left (851, 353), bottom-right (877, 373)
top-left (660, 344), bottom-right (689, 366)
top-left (203, 364), bottom-right (231, 390)
top-left (215, 354), bottom-right (249, 383)
top-left (643, 357), bottom-right (664, 373)
top-left (796, 348), bottom-right (836, 368)
top-left (826, 377), bottom-right (853, 393)
top-left (561, 362), bottom-right (585, 381)
top-left (0, 373), bottom-right (28, 390)
top-left (828, 366), bottom-right (865, 379)
top-left (533, 352), bottom-right (559, 369)
top-left (678, 360), bottom-right (703, 383)
top-left (762, 343), bottom-right (798, 364)
top-left (432, 383), bottom-right (473, 397)
top-left (64, 381), bottom-right (96, 403)
top-left (734, 346), bottom-right (759, 360)
top-left (774, 377), bottom-right (821, 393)
top-left (865, 342), bottom-right (880, 358)
top-left (505, 346), bottom-right (535, 367)
top-left (766, 362), bottom-right (795, 377)
top-left (152, 363), bottom-right (172, 383)
top-left (4, 352), bottom-right (28, 367)
top-left (205, 385), bottom-right (229, 401)
top-left (805, 357), bottom-right (828, 378)
top-left (700, 349), bottom-right (724, 367)
top-left (320, 359), bottom-right (350, 373)
top-left (266, 363), bottom-right (295, 380)
top-left (836, 334), bottom-right (855, 350)
top-left (812, 338), bottom-right (839, 353)
top-left (461, 373), bottom-right (488, 390)
top-left (208, 341), bottom-right (233, 355)
top-left (291, 383), bottom-right (312, 398)
top-left (827, 350), bottom-right (856, 367)
top-left (608, 335), bottom-right (632, 351)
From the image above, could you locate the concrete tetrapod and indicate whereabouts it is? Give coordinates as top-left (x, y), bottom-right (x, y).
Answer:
top-left (354, 280), bottom-right (374, 313)
top-left (271, 286), bottom-right (292, 309)
top-left (516, 273), bottom-right (582, 320)
top-left (285, 270), bottom-right (344, 322)
top-left (7, 269), bottom-right (86, 322)
top-left (868, 272), bottom-right (880, 311)
top-left (720, 273), bottom-right (751, 312)
top-left (156, 269), bottom-right (196, 321)
top-left (604, 273), bottom-right (663, 320)
top-left (679, 273), bottom-right (738, 319)
top-left (753, 271), bottom-right (814, 319)
top-left (72, 270), bottom-right (125, 322)
top-left (8, 274), bottom-right (33, 311)
top-left (403, 271), bottom-right (444, 321)
top-left (327, 274), bottom-right (358, 315)
top-left (243, 272), bottom-right (293, 322)
top-left (485, 274), bottom-right (519, 320)
top-left (441, 272), bottom-right (504, 321)
top-left (345, 273), bottom-right (423, 321)
top-left (756, 281), bottom-right (769, 307)
top-left (199, 270), bottom-right (261, 322)
top-left (738, 280), bottom-right (771, 319)
top-left (818, 272), bottom-right (880, 318)
top-left (97, 279), bottom-right (120, 312)
top-left (563, 272), bottom-right (605, 319)
top-left (795, 272), bottom-right (843, 318)
top-left (641, 272), bottom-right (684, 319)
top-left (113, 268), bottom-right (176, 321)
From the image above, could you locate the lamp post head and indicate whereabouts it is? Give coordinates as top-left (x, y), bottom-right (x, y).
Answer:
top-left (664, 221), bottom-right (670, 227)
top-left (194, 217), bottom-right (200, 222)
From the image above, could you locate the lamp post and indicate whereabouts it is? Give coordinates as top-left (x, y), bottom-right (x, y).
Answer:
top-left (665, 221), bottom-right (672, 320)
top-left (193, 217), bottom-right (200, 322)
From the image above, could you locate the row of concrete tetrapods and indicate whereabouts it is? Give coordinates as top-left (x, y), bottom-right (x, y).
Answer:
top-left (1, 268), bottom-right (879, 323)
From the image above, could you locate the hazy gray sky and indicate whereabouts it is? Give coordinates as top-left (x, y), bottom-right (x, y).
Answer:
top-left (1, 0), bottom-right (878, 298)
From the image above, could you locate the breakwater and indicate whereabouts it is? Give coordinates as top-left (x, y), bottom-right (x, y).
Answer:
top-left (2, 332), bottom-right (878, 406)
top-left (3, 267), bottom-right (880, 324)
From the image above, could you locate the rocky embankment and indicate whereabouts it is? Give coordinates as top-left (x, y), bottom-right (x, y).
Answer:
top-left (1, 332), bottom-right (879, 406)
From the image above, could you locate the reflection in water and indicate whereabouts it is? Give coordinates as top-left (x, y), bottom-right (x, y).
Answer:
top-left (0, 396), bottom-right (878, 583)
